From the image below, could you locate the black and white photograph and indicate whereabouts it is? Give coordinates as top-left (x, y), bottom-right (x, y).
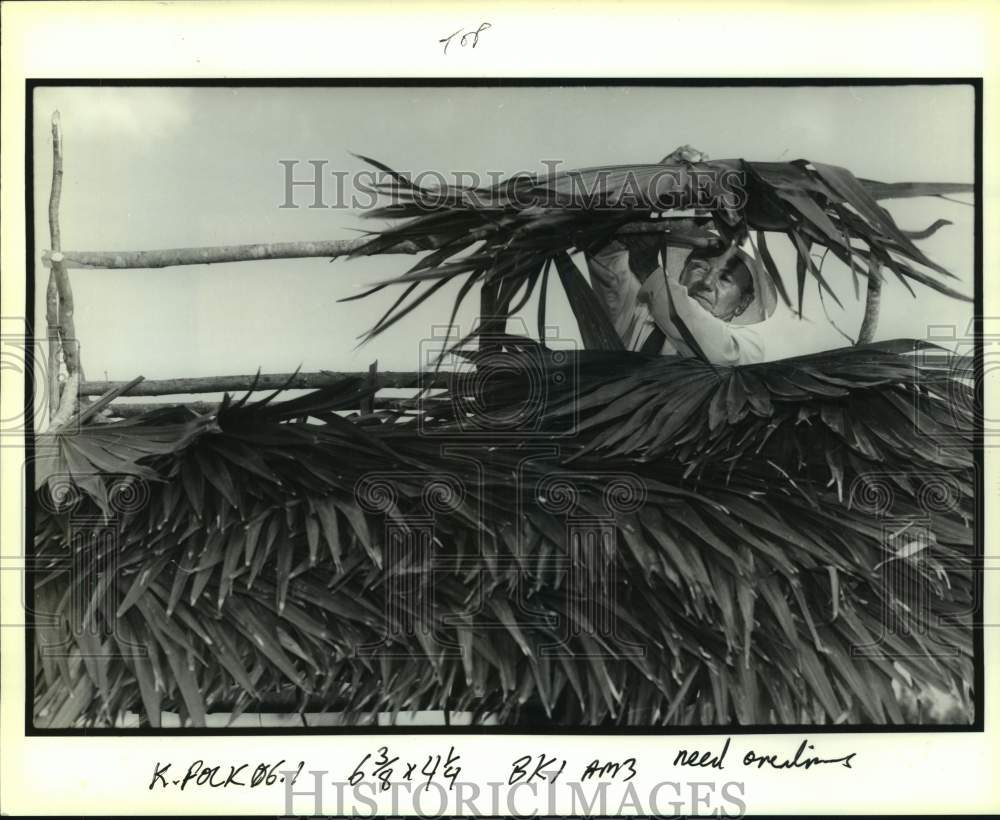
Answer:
top-left (24, 80), bottom-right (981, 733)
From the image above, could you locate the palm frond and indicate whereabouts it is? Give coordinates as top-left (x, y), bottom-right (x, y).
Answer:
top-left (34, 342), bottom-right (974, 727)
top-left (343, 156), bottom-right (971, 350)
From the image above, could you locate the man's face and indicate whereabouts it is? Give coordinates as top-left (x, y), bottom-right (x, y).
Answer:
top-left (679, 251), bottom-right (753, 320)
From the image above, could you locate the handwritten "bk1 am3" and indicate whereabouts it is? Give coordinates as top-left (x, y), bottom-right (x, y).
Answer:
top-left (509, 754), bottom-right (637, 785)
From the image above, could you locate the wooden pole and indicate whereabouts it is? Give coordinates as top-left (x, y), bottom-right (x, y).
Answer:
top-left (855, 180), bottom-right (973, 201)
top-left (49, 372), bottom-right (80, 429)
top-left (78, 370), bottom-right (452, 397)
top-left (45, 113), bottom-right (63, 420)
top-left (45, 276), bottom-right (59, 421)
top-left (104, 400), bottom-right (220, 418)
top-left (104, 395), bottom-right (421, 418)
top-left (40, 221), bottom-right (718, 271)
top-left (46, 111), bottom-right (82, 421)
top-left (42, 237), bottom-right (391, 270)
top-left (856, 259), bottom-right (883, 345)
top-left (360, 361), bottom-right (378, 415)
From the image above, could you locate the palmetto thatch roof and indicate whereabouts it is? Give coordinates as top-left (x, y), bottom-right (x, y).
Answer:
top-left (33, 155), bottom-right (975, 728)
top-left (34, 340), bottom-right (975, 727)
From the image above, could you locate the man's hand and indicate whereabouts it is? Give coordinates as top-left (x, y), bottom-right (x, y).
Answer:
top-left (574, 232), bottom-right (659, 281)
top-left (621, 234), bottom-right (662, 281)
top-left (659, 144), bottom-right (710, 164)
top-left (580, 145), bottom-right (710, 281)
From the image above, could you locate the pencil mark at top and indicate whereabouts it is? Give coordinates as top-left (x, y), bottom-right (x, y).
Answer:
top-left (439, 23), bottom-right (492, 55)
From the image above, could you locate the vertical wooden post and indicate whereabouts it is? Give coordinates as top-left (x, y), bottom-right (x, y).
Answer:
top-left (856, 258), bottom-right (883, 345)
top-left (45, 275), bottom-right (59, 421)
top-left (360, 361), bottom-right (378, 415)
top-left (46, 110), bottom-right (82, 424)
top-left (45, 112), bottom-right (63, 420)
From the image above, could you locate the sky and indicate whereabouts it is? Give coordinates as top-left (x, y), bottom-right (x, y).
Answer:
top-left (31, 84), bottom-right (975, 395)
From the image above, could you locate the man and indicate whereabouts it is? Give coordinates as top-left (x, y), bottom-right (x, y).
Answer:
top-left (584, 144), bottom-right (777, 365)
top-left (585, 236), bottom-right (777, 365)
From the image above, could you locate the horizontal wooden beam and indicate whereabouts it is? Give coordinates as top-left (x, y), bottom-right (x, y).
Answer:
top-left (855, 179), bottom-right (973, 200)
top-left (41, 220), bottom-right (715, 271)
top-left (107, 401), bottom-right (220, 417)
top-left (79, 371), bottom-right (452, 397)
top-left (41, 237), bottom-right (412, 270)
top-left (105, 396), bottom-right (417, 418)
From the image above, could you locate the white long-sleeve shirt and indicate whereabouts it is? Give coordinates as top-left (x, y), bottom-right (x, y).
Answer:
top-left (585, 241), bottom-right (765, 365)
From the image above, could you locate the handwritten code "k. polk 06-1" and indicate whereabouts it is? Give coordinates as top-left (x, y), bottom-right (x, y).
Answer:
top-left (148, 759), bottom-right (305, 790)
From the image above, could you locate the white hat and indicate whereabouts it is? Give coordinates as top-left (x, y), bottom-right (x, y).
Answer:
top-left (663, 242), bottom-right (777, 326)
